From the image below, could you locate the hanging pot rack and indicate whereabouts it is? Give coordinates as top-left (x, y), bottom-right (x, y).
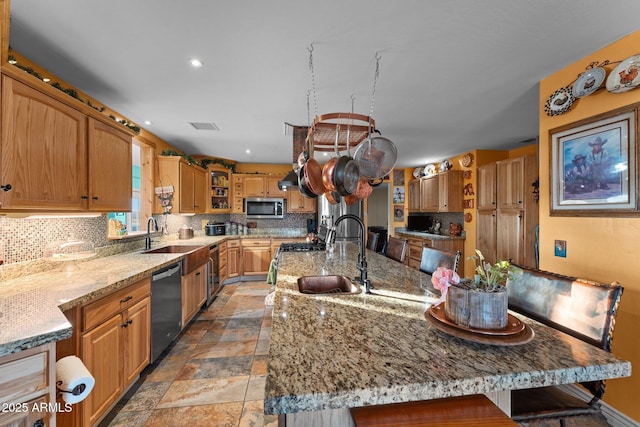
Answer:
top-left (306, 112), bottom-right (376, 153)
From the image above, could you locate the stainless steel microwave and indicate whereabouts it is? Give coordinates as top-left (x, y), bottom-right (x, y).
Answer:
top-left (245, 198), bottom-right (284, 219)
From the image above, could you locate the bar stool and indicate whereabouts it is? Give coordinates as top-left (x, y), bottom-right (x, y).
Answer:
top-left (383, 236), bottom-right (408, 263)
top-left (366, 231), bottom-right (379, 252)
top-left (419, 247), bottom-right (461, 275)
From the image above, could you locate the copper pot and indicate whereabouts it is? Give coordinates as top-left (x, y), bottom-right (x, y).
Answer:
top-left (325, 189), bottom-right (341, 205)
top-left (344, 194), bottom-right (360, 205)
top-left (353, 178), bottom-right (373, 199)
top-left (322, 157), bottom-right (339, 191)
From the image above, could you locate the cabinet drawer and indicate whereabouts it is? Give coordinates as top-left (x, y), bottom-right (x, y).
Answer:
top-left (83, 278), bottom-right (151, 332)
top-left (219, 266), bottom-right (227, 279)
top-left (242, 239), bottom-right (270, 247)
top-left (0, 395), bottom-right (51, 426)
top-left (408, 258), bottom-right (421, 269)
top-left (0, 346), bottom-right (50, 404)
top-left (227, 239), bottom-right (240, 248)
top-left (408, 244), bottom-right (423, 261)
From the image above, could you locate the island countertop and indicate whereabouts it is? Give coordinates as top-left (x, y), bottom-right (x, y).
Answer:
top-left (264, 246), bottom-right (631, 416)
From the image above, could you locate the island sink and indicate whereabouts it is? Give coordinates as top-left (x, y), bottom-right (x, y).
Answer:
top-left (297, 275), bottom-right (362, 295)
top-left (143, 244), bottom-right (209, 274)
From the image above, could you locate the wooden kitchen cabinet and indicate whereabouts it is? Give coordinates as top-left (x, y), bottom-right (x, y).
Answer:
top-left (477, 163), bottom-right (497, 210)
top-left (80, 278), bottom-right (150, 427)
top-left (207, 164), bottom-right (231, 213)
top-left (265, 176), bottom-right (286, 198)
top-left (181, 263), bottom-right (206, 326)
top-left (242, 239), bottom-right (272, 276)
top-left (156, 156), bottom-right (207, 213)
top-left (0, 343), bottom-right (56, 427)
top-left (1, 72), bottom-right (134, 213)
top-left (287, 190), bottom-right (316, 213)
top-left (476, 155), bottom-right (538, 268)
top-left (231, 175), bottom-right (244, 213)
top-left (438, 170), bottom-right (463, 212)
top-left (402, 234), bottom-right (464, 276)
top-left (219, 241), bottom-right (228, 283)
top-left (87, 118), bottom-right (132, 211)
top-left (226, 239), bottom-right (242, 280)
top-left (243, 176), bottom-right (266, 198)
top-left (408, 179), bottom-right (421, 212)
top-left (419, 176), bottom-right (439, 212)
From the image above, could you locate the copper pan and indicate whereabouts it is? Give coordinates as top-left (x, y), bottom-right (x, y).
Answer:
top-left (325, 190), bottom-right (341, 205)
top-left (353, 178), bottom-right (373, 199)
top-left (344, 193), bottom-right (360, 205)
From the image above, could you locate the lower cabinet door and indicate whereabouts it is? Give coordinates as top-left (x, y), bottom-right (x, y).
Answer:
top-left (82, 315), bottom-right (124, 426)
top-left (123, 297), bottom-right (151, 385)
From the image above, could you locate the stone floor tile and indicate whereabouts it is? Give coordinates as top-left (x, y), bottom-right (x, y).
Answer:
top-left (156, 376), bottom-right (249, 408)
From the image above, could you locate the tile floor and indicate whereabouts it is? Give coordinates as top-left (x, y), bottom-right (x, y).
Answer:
top-left (99, 281), bottom-right (279, 427)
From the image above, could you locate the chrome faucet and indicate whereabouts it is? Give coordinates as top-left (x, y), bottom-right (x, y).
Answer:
top-left (145, 217), bottom-right (158, 250)
top-left (334, 214), bottom-right (371, 294)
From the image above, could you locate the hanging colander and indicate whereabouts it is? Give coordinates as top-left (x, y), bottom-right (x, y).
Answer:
top-left (353, 131), bottom-right (398, 180)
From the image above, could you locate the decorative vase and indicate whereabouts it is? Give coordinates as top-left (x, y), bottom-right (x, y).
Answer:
top-left (444, 284), bottom-right (508, 329)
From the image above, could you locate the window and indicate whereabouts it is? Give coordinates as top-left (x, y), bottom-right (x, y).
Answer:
top-left (108, 139), bottom-right (154, 238)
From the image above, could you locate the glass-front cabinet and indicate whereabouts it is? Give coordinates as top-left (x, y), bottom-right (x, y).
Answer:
top-left (208, 164), bottom-right (231, 213)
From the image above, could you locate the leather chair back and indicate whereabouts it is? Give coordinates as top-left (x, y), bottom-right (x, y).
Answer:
top-left (419, 247), bottom-right (461, 275)
top-left (366, 231), bottom-right (379, 252)
top-left (383, 237), bottom-right (408, 263)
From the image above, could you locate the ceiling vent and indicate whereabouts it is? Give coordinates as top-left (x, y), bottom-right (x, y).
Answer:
top-left (189, 122), bottom-right (220, 131)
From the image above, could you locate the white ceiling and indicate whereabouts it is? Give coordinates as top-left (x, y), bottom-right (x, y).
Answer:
top-left (8, 1), bottom-right (640, 167)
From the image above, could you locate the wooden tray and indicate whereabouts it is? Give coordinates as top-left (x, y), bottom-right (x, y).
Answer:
top-left (425, 305), bottom-right (535, 346)
top-left (429, 303), bottom-right (525, 336)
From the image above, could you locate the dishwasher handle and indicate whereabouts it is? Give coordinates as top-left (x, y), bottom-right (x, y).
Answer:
top-left (152, 263), bottom-right (181, 281)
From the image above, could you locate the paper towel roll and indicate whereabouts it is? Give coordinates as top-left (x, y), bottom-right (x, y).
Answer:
top-left (56, 356), bottom-right (95, 404)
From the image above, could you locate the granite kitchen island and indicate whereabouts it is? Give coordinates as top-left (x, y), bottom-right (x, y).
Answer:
top-left (264, 244), bottom-right (631, 426)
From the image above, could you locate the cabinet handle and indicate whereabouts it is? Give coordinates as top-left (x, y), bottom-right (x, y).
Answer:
top-left (81, 195), bottom-right (89, 200)
top-left (0, 184), bottom-right (11, 192)
top-left (120, 295), bottom-right (133, 303)
top-left (121, 319), bottom-right (133, 328)
top-left (196, 272), bottom-right (201, 276)
top-left (92, 196), bottom-right (99, 200)
top-left (33, 419), bottom-right (44, 427)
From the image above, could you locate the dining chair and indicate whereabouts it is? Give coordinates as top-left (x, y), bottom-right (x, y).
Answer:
top-left (383, 236), bottom-right (409, 263)
top-left (419, 246), bottom-right (461, 275)
top-left (366, 231), bottom-right (379, 252)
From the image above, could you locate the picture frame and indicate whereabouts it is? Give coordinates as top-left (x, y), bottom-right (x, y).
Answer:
top-left (393, 204), bottom-right (404, 222)
top-left (393, 186), bottom-right (405, 203)
top-left (393, 169), bottom-right (405, 186)
top-left (550, 106), bottom-right (639, 216)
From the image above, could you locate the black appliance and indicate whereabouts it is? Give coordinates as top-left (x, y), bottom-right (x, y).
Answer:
top-left (150, 262), bottom-right (182, 362)
top-left (279, 225), bottom-right (328, 252)
top-left (205, 222), bottom-right (225, 236)
top-left (407, 214), bottom-right (434, 232)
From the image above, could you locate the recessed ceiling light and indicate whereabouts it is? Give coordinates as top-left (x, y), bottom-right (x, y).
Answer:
top-left (144, 120), bottom-right (152, 125)
top-left (245, 149), bottom-right (251, 154)
top-left (188, 58), bottom-right (204, 68)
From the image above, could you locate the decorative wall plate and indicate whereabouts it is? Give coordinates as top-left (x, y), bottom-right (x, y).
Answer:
top-left (606, 54), bottom-right (640, 93)
top-left (460, 153), bottom-right (474, 167)
top-left (544, 86), bottom-right (575, 116)
top-left (572, 67), bottom-right (606, 98)
top-left (424, 163), bottom-right (437, 177)
top-left (438, 160), bottom-right (452, 173)
top-left (412, 167), bottom-right (424, 178)
top-left (464, 212), bottom-right (472, 223)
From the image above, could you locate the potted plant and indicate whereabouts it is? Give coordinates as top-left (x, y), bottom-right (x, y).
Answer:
top-left (431, 250), bottom-right (521, 330)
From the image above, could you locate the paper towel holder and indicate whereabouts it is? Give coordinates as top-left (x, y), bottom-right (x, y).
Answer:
top-left (56, 380), bottom-right (86, 397)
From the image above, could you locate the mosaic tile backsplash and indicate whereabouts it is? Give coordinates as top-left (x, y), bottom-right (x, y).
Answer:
top-left (0, 212), bottom-right (314, 277)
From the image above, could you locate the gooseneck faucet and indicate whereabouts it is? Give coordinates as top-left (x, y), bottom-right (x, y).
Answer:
top-left (334, 214), bottom-right (371, 294)
top-left (145, 217), bottom-right (158, 250)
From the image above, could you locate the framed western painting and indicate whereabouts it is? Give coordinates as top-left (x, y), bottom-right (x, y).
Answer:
top-left (550, 107), bottom-right (639, 216)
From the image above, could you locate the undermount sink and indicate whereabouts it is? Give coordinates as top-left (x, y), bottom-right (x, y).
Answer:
top-left (297, 275), bottom-right (362, 295)
top-left (143, 244), bottom-right (209, 275)
top-left (143, 245), bottom-right (204, 254)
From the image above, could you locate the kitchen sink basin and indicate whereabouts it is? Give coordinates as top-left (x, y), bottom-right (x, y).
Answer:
top-left (143, 245), bottom-right (204, 254)
top-left (297, 275), bottom-right (362, 295)
top-left (143, 244), bottom-right (209, 274)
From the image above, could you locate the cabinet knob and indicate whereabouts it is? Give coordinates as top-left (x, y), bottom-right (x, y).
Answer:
top-left (121, 319), bottom-right (133, 328)
top-left (92, 196), bottom-right (99, 200)
top-left (0, 184), bottom-right (11, 192)
top-left (33, 419), bottom-right (44, 427)
top-left (81, 195), bottom-right (89, 200)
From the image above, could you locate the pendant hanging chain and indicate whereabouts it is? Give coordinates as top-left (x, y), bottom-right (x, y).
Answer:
top-left (306, 90), bottom-right (311, 126)
top-left (369, 52), bottom-right (381, 119)
top-left (308, 44), bottom-right (319, 118)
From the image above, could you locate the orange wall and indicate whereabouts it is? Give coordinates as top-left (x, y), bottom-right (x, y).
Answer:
top-left (539, 30), bottom-right (640, 419)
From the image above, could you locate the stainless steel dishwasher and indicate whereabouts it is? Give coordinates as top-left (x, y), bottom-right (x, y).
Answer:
top-left (150, 262), bottom-right (182, 363)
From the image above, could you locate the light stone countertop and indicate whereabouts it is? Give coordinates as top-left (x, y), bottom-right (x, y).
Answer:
top-left (264, 246), bottom-right (631, 415)
top-left (0, 232), bottom-right (305, 357)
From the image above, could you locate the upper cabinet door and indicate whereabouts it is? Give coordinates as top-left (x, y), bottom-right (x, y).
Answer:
top-left (87, 118), bottom-right (132, 211)
top-left (1, 75), bottom-right (88, 210)
top-left (497, 157), bottom-right (525, 209)
top-left (477, 163), bottom-right (497, 210)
